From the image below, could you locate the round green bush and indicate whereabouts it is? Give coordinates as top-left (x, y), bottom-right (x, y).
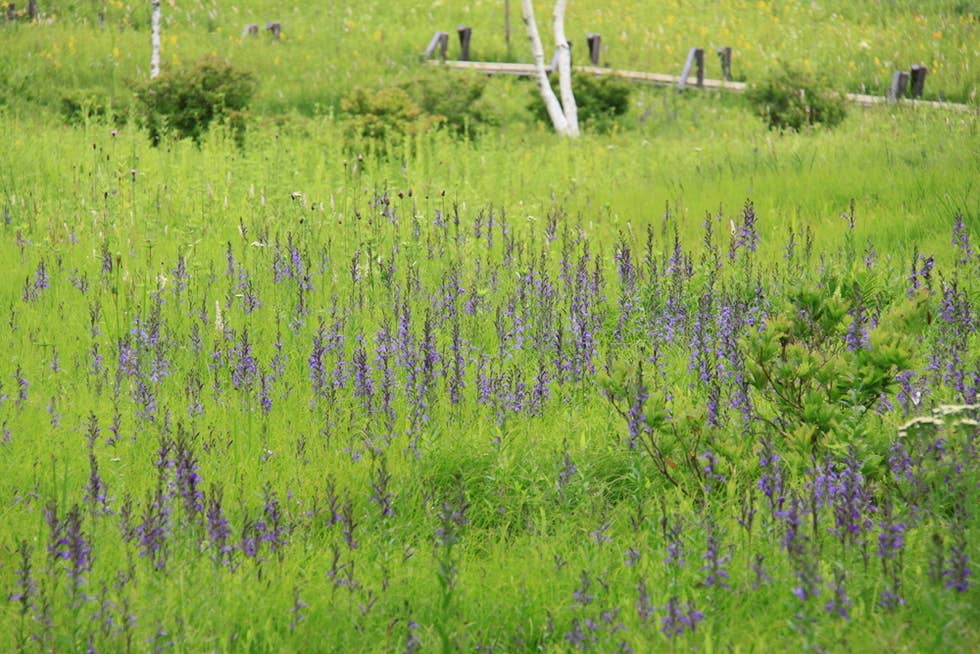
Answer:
top-left (745, 65), bottom-right (847, 131)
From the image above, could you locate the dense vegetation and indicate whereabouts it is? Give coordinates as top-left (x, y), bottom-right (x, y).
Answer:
top-left (1, 2), bottom-right (977, 652)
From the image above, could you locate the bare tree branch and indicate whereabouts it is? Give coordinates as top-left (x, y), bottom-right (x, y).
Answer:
top-left (552, 0), bottom-right (579, 136)
top-left (521, 0), bottom-right (573, 136)
top-left (150, 0), bottom-right (161, 78)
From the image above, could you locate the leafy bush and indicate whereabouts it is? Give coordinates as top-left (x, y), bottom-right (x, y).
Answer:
top-left (60, 89), bottom-right (128, 127)
top-left (134, 57), bottom-right (256, 146)
top-left (741, 281), bottom-right (923, 467)
top-left (745, 65), bottom-right (847, 131)
top-left (340, 86), bottom-right (442, 147)
top-left (342, 72), bottom-right (492, 147)
top-left (400, 70), bottom-right (493, 137)
top-left (528, 72), bottom-right (632, 133)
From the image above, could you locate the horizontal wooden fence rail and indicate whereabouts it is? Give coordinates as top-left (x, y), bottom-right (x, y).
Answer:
top-left (425, 59), bottom-right (972, 112)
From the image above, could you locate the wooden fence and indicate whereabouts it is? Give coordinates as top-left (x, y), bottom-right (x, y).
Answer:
top-left (422, 27), bottom-right (973, 112)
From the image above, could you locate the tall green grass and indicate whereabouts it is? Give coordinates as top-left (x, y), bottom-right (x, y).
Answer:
top-left (0, 3), bottom-right (978, 653)
top-left (1, 0), bottom-right (976, 118)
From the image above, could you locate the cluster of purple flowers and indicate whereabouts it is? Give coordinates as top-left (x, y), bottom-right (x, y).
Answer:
top-left (2, 192), bottom-right (977, 650)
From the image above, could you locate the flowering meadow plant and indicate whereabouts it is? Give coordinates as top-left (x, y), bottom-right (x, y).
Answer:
top-left (0, 1), bottom-right (978, 648)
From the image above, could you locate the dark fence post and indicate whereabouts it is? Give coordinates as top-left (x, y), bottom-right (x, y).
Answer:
top-left (6, 3), bottom-right (15, 21)
top-left (717, 46), bottom-right (732, 81)
top-left (27, 0), bottom-right (35, 20)
top-left (586, 33), bottom-right (601, 65)
top-left (909, 65), bottom-right (927, 98)
top-left (265, 21), bottom-right (281, 39)
top-left (888, 71), bottom-right (909, 101)
top-left (678, 47), bottom-right (704, 89)
top-left (457, 25), bottom-right (472, 61)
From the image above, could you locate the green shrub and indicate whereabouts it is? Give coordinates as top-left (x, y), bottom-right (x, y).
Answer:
top-left (745, 65), bottom-right (847, 131)
top-left (527, 72), bottom-right (632, 133)
top-left (60, 89), bottom-right (128, 127)
top-left (741, 281), bottom-right (923, 468)
top-left (134, 57), bottom-right (256, 146)
top-left (340, 86), bottom-right (442, 146)
top-left (341, 71), bottom-right (493, 148)
top-left (399, 70), bottom-right (493, 137)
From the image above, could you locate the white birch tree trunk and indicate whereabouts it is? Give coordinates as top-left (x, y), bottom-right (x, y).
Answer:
top-left (552, 0), bottom-right (579, 136)
top-left (150, 0), bottom-right (161, 78)
top-left (521, 0), bottom-right (572, 136)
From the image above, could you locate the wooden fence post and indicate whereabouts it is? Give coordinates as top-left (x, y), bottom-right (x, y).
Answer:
top-left (888, 71), bottom-right (909, 101)
top-left (586, 33), bottom-right (601, 65)
top-left (504, 0), bottom-right (512, 58)
top-left (909, 65), bottom-right (927, 98)
top-left (717, 46), bottom-right (732, 81)
top-left (27, 0), bottom-right (35, 20)
top-left (457, 25), bottom-right (472, 61)
top-left (423, 31), bottom-right (449, 60)
top-left (678, 47), bottom-right (704, 89)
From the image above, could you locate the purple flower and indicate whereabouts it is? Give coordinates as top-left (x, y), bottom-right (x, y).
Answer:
top-left (447, 317), bottom-right (466, 406)
top-left (9, 540), bottom-right (37, 615)
top-left (626, 364), bottom-right (649, 449)
top-left (175, 434), bottom-right (205, 520)
top-left (14, 365), bottom-right (28, 407)
top-left (170, 253), bottom-right (188, 294)
top-left (369, 457), bottom-right (394, 518)
top-left (944, 494), bottom-right (973, 592)
top-left (944, 538), bottom-right (973, 592)
top-left (877, 520), bottom-right (907, 560)
top-left (45, 502), bottom-right (92, 588)
top-left (702, 450), bottom-right (727, 493)
top-left (750, 553), bottom-right (772, 589)
top-left (565, 617), bottom-right (599, 650)
top-left (701, 527), bottom-right (731, 589)
top-left (951, 214), bottom-right (976, 267)
top-left (824, 569), bottom-right (852, 620)
top-left (878, 586), bottom-right (905, 610)
top-left (230, 328), bottom-right (258, 390)
top-left (404, 617), bottom-right (422, 654)
top-left (661, 509), bottom-right (685, 567)
top-left (845, 297), bottom-right (869, 351)
top-left (84, 431), bottom-right (111, 514)
top-left (557, 451), bottom-right (578, 495)
top-left (289, 586), bottom-right (307, 632)
top-left (590, 522), bottom-right (612, 545)
top-left (572, 570), bottom-right (594, 606)
top-left (636, 577), bottom-right (654, 623)
top-left (758, 438), bottom-right (786, 515)
top-left (352, 336), bottom-right (375, 411)
top-left (135, 487), bottom-right (171, 569)
top-left (259, 374), bottom-right (273, 414)
top-left (205, 486), bottom-right (232, 564)
top-left (728, 200), bottom-right (759, 261)
top-left (100, 239), bottom-right (113, 275)
top-left (258, 486), bottom-right (288, 555)
top-left (660, 596), bottom-right (704, 637)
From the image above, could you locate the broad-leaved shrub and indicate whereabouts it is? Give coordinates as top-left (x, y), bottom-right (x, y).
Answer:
top-left (135, 57), bottom-right (256, 146)
top-left (745, 65), bottom-right (847, 131)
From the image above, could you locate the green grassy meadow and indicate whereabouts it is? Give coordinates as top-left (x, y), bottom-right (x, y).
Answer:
top-left (1, 2), bottom-right (979, 653)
